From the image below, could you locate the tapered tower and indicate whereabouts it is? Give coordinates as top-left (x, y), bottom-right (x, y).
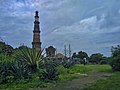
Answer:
top-left (32, 11), bottom-right (41, 51)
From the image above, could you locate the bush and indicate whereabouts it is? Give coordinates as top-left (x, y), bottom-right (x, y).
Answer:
top-left (89, 53), bottom-right (104, 64)
top-left (39, 62), bottom-right (59, 81)
top-left (0, 41), bottom-right (14, 56)
top-left (62, 61), bottom-right (74, 68)
top-left (56, 65), bottom-right (68, 74)
top-left (10, 60), bottom-right (32, 81)
top-left (0, 60), bottom-right (32, 84)
top-left (0, 62), bottom-right (12, 84)
top-left (110, 56), bottom-right (120, 71)
top-left (110, 45), bottom-right (120, 71)
top-left (100, 60), bottom-right (108, 65)
top-left (0, 54), bottom-right (15, 63)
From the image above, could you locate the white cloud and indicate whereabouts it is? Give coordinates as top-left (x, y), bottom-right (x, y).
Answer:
top-left (52, 15), bottom-right (104, 35)
top-left (42, 14), bottom-right (120, 56)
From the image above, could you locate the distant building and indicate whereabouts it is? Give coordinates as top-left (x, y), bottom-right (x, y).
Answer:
top-left (46, 46), bottom-right (56, 57)
top-left (56, 53), bottom-right (64, 61)
top-left (32, 11), bottom-right (41, 52)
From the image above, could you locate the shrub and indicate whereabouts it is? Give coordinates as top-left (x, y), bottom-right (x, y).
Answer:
top-left (10, 60), bottom-right (32, 81)
top-left (39, 62), bottom-right (59, 81)
top-left (0, 41), bottom-right (14, 56)
top-left (110, 45), bottom-right (120, 71)
top-left (0, 54), bottom-right (15, 63)
top-left (0, 60), bottom-right (32, 84)
top-left (110, 56), bottom-right (120, 71)
top-left (89, 53), bottom-right (104, 64)
top-left (0, 62), bottom-right (12, 84)
top-left (56, 65), bottom-right (68, 74)
top-left (62, 61), bottom-right (74, 68)
top-left (100, 60), bottom-right (108, 65)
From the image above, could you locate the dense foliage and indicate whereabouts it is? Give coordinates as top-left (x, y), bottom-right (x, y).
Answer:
top-left (62, 61), bottom-right (75, 68)
top-left (72, 51), bottom-right (89, 64)
top-left (16, 47), bottom-right (43, 72)
top-left (89, 53), bottom-right (107, 64)
top-left (72, 51), bottom-right (108, 64)
top-left (72, 51), bottom-right (88, 59)
top-left (0, 41), bottom-right (13, 56)
top-left (0, 62), bottom-right (11, 84)
top-left (40, 62), bottom-right (59, 81)
top-left (0, 60), bottom-right (32, 84)
top-left (10, 60), bottom-right (32, 80)
top-left (78, 51), bottom-right (89, 60)
top-left (110, 45), bottom-right (120, 71)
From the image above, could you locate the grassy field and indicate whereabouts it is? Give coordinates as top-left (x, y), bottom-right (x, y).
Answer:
top-left (69, 64), bottom-right (112, 73)
top-left (58, 64), bottom-right (111, 82)
top-left (0, 64), bottom-right (117, 90)
top-left (83, 72), bottom-right (120, 90)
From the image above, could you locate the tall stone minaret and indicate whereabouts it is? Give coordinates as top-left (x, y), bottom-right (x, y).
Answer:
top-left (32, 11), bottom-right (41, 51)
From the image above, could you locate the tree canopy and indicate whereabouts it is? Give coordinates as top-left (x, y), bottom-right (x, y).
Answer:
top-left (0, 41), bottom-right (13, 56)
top-left (110, 45), bottom-right (120, 71)
top-left (89, 53), bottom-right (105, 64)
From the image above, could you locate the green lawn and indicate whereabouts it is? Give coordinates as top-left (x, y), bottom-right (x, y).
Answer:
top-left (69, 64), bottom-right (112, 74)
top-left (0, 64), bottom-right (114, 90)
top-left (83, 72), bottom-right (120, 90)
top-left (58, 64), bottom-right (111, 82)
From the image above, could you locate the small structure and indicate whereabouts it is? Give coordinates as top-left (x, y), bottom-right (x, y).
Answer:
top-left (46, 46), bottom-right (56, 57)
top-left (56, 53), bottom-right (64, 61)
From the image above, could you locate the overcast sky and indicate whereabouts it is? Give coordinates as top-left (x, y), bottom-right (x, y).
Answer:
top-left (0, 0), bottom-right (120, 56)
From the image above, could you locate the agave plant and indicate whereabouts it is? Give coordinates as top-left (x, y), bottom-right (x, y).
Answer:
top-left (16, 47), bottom-right (44, 72)
top-left (0, 54), bottom-right (15, 63)
top-left (10, 60), bottom-right (32, 80)
top-left (40, 62), bottom-right (59, 81)
top-left (0, 62), bottom-right (11, 84)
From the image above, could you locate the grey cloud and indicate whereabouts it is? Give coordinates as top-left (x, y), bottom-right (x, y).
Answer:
top-left (0, 0), bottom-right (120, 56)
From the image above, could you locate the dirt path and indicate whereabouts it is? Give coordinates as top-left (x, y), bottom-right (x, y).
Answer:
top-left (30, 72), bottom-right (112, 90)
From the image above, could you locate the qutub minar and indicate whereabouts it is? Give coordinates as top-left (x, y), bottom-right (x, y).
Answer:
top-left (32, 11), bottom-right (41, 51)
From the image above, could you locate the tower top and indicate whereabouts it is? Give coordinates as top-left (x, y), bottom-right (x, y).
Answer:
top-left (35, 11), bottom-right (38, 16)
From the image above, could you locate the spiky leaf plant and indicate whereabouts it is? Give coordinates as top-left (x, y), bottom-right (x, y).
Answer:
top-left (0, 62), bottom-right (11, 84)
top-left (10, 60), bottom-right (32, 81)
top-left (16, 47), bottom-right (44, 72)
top-left (40, 62), bottom-right (59, 81)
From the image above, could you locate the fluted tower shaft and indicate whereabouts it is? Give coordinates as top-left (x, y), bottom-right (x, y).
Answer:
top-left (32, 11), bottom-right (41, 51)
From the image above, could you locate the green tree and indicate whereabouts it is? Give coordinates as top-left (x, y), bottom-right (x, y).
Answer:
top-left (72, 52), bottom-right (77, 59)
top-left (110, 45), bottom-right (120, 71)
top-left (14, 45), bottom-right (31, 53)
top-left (111, 45), bottom-right (120, 57)
top-left (0, 41), bottom-right (13, 56)
top-left (77, 51), bottom-right (88, 60)
top-left (90, 53), bottom-right (104, 64)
